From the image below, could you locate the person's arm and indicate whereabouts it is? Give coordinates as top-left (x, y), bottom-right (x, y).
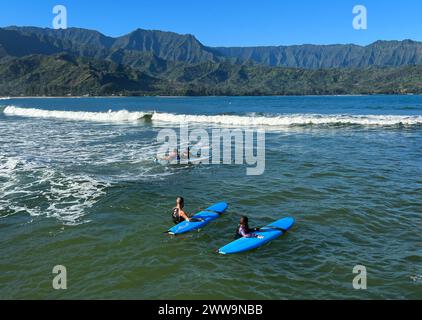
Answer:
top-left (239, 227), bottom-right (254, 238)
top-left (180, 210), bottom-right (190, 221)
top-left (240, 227), bottom-right (263, 239)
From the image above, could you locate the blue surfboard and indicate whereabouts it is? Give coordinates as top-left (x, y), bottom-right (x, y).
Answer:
top-left (167, 202), bottom-right (229, 235)
top-left (218, 217), bottom-right (295, 254)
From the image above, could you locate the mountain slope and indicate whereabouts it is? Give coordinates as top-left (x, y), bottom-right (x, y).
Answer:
top-left (1, 26), bottom-right (222, 65)
top-left (0, 53), bottom-right (163, 96)
top-left (1, 27), bottom-right (421, 69)
top-left (215, 40), bottom-right (422, 68)
top-left (165, 61), bottom-right (422, 95)
top-left (1, 53), bottom-right (421, 96)
top-left (111, 28), bottom-right (222, 63)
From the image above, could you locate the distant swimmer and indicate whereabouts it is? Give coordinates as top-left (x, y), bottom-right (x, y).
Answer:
top-left (235, 216), bottom-right (263, 239)
top-left (172, 197), bottom-right (190, 224)
top-left (157, 148), bottom-right (180, 162)
top-left (156, 146), bottom-right (207, 164)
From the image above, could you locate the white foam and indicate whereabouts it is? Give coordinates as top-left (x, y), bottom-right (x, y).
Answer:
top-left (3, 106), bottom-right (149, 122)
top-left (3, 105), bottom-right (422, 127)
top-left (151, 112), bottom-right (422, 127)
top-left (0, 158), bottom-right (19, 174)
top-left (0, 158), bottom-right (109, 225)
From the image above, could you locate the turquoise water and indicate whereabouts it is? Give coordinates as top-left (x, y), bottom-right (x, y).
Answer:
top-left (0, 96), bottom-right (421, 299)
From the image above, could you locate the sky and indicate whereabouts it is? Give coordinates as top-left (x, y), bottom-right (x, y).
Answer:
top-left (0, 0), bottom-right (421, 47)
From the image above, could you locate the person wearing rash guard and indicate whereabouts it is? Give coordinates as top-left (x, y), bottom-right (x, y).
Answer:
top-left (235, 216), bottom-right (263, 239)
top-left (172, 197), bottom-right (190, 224)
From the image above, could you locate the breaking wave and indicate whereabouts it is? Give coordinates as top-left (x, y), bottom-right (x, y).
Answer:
top-left (151, 112), bottom-right (422, 127)
top-left (3, 106), bottom-right (150, 122)
top-left (3, 106), bottom-right (422, 127)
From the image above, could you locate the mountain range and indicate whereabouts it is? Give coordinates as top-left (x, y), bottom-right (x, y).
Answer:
top-left (0, 26), bottom-right (421, 96)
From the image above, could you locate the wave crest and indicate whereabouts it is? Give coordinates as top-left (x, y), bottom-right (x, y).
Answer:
top-left (152, 112), bottom-right (422, 127)
top-left (3, 106), bottom-right (150, 122)
top-left (3, 106), bottom-right (422, 127)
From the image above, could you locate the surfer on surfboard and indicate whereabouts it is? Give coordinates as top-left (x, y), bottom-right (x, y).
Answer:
top-left (155, 147), bottom-right (194, 164)
top-left (172, 197), bottom-right (191, 224)
top-left (158, 148), bottom-right (180, 162)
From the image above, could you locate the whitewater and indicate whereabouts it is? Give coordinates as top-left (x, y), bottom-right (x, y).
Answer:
top-left (3, 105), bottom-right (422, 127)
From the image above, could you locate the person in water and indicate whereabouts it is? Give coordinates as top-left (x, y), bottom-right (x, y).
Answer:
top-left (154, 149), bottom-right (180, 162)
top-left (157, 147), bottom-right (193, 163)
top-left (172, 197), bottom-right (190, 224)
top-left (235, 216), bottom-right (263, 239)
top-left (159, 149), bottom-right (180, 162)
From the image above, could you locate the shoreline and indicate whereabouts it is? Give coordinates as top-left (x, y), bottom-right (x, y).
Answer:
top-left (1, 93), bottom-right (421, 99)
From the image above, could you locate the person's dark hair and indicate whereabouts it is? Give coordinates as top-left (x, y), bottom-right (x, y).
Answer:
top-left (240, 216), bottom-right (249, 226)
top-left (176, 197), bottom-right (184, 208)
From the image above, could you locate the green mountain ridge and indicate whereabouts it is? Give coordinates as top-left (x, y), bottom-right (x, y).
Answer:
top-left (2, 26), bottom-right (422, 68)
top-left (0, 26), bottom-right (421, 96)
top-left (215, 40), bottom-right (422, 68)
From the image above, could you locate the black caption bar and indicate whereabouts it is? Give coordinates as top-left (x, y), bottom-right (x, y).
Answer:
top-left (1, 300), bottom-right (416, 319)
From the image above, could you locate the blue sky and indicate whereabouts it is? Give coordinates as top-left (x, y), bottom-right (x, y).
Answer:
top-left (0, 0), bottom-right (421, 46)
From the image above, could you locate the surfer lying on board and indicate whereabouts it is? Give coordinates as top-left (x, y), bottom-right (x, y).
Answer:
top-left (172, 197), bottom-right (191, 224)
top-left (160, 149), bottom-right (180, 162)
top-left (157, 147), bottom-right (191, 162)
top-left (235, 216), bottom-right (263, 239)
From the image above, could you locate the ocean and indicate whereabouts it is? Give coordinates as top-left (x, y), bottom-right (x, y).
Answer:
top-left (0, 95), bottom-right (421, 299)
